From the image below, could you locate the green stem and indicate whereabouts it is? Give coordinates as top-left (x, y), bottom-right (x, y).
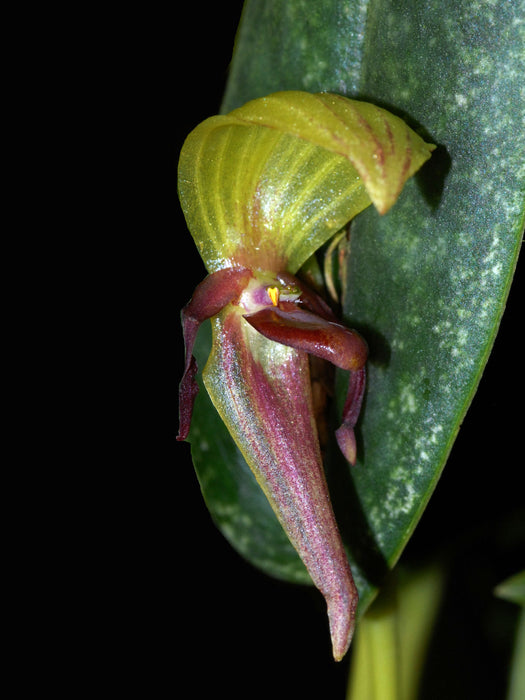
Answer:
top-left (347, 564), bottom-right (444, 700)
top-left (508, 608), bottom-right (525, 700)
top-left (347, 572), bottom-right (401, 700)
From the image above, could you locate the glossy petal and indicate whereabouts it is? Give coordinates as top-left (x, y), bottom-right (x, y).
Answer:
top-left (203, 309), bottom-right (358, 660)
top-left (244, 305), bottom-right (367, 372)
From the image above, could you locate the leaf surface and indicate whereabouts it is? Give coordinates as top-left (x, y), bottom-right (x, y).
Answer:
top-left (187, 0), bottom-right (524, 612)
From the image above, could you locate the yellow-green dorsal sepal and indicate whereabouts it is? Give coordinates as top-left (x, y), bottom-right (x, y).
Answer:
top-left (178, 91), bottom-right (435, 274)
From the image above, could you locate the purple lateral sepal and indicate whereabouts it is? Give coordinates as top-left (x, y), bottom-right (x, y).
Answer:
top-left (204, 311), bottom-right (359, 660)
top-left (177, 267), bottom-right (252, 441)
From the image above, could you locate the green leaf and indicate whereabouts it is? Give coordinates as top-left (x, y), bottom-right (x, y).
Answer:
top-left (187, 0), bottom-right (525, 613)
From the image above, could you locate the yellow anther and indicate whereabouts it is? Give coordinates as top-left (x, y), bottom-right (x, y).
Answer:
top-left (267, 286), bottom-right (280, 307)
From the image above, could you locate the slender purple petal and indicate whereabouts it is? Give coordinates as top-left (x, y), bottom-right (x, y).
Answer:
top-left (243, 306), bottom-right (367, 372)
top-left (177, 267), bottom-right (252, 441)
top-left (336, 367), bottom-right (367, 465)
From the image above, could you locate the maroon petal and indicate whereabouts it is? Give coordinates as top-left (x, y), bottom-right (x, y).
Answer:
top-left (177, 267), bottom-right (252, 441)
top-left (336, 367), bottom-right (366, 465)
top-left (243, 306), bottom-right (367, 372)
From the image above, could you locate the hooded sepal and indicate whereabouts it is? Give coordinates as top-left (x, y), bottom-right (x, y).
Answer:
top-left (178, 91), bottom-right (435, 274)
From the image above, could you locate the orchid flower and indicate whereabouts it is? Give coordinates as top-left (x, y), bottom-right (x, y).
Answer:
top-left (177, 91), bottom-right (434, 660)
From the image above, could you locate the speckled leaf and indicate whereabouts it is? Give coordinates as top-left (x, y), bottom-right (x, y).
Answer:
top-left (336, 0), bottom-right (524, 608)
top-left (188, 0), bottom-right (524, 612)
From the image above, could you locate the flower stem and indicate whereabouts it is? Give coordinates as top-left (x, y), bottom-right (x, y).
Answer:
top-left (507, 608), bottom-right (525, 700)
top-left (346, 564), bottom-right (444, 700)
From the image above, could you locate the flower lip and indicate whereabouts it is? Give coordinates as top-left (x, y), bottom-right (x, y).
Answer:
top-left (244, 305), bottom-right (368, 373)
top-left (235, 270), bottom-right (368, 374)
